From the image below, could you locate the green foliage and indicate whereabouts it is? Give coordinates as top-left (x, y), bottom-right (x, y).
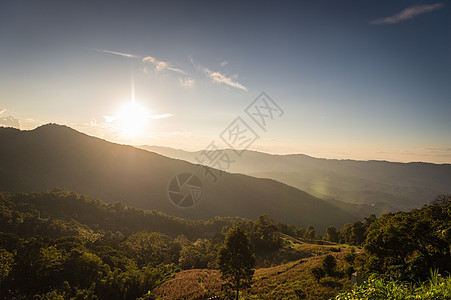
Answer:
top-left (339, 215), bottom-right (376, 246)
top-left (339, 221), bottom-right (365, 246)
top-left (322, 254), bottom-right (338, 277)
top-left (325, 225), bottom-right (340, 243)
top-left (0, 189), bottom-right (248, 241)
top-left (218, 227), bottom-right (255, 300)
top-left (364, 195), bottom-right (451, 280)
top-left (0, 249), bottom-right (13, 286)
top-left (343, 253), bottom-right (356, 266)
top-left (306, 226), bottom-right (315, 239)
top-left (0, 191), bottom-right (304, 299)
top-left (335, 271), bottom-right (451, 300)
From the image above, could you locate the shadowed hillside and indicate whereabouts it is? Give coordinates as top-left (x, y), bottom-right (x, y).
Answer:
top-left (0, 124), bottom-right (356, 230)
top-left (142, 146), bottom-right (451, 215)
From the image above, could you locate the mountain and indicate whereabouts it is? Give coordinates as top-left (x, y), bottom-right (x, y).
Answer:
top-left (0, 124), bottom-right (357, 230)
top-left (140, 146), bottom-right (451, 214)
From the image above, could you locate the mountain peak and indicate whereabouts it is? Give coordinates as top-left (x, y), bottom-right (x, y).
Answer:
top-left (33, 123), bottom-right (77, 133)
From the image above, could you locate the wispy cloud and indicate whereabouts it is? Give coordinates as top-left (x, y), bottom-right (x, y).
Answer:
top-left (370, 3), bottom-right (444, 25)
top-left (190, 58), bottom-right (247, 91)
top-left (179, 78), bottom-right (195, 87)
top-left (142, 56), bottom-right (187, 75)
top-left (142, 56), bottom-right (156, 63)
top-left (168, 67), bottom-right (186, 75)
top-left (93, 50), bottom-right (187, 74)
top-left (94, 48), bottom-right (140, 58)
top-left (208, 71), bottom-right (247, 91)
top-left (220, 61), bottom-right (229, 67)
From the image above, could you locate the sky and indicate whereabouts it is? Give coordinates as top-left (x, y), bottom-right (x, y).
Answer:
top-left (0, 0), bottom-right (450, 163)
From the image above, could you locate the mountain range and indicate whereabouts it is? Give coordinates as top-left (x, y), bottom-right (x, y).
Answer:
top-left (0, 124), bottom-right (358, 231)
top-left (140, 146), bottom-right (451, 215)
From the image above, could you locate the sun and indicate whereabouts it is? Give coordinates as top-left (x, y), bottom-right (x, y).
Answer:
top-left (116, 101), bottom-right (149, 139)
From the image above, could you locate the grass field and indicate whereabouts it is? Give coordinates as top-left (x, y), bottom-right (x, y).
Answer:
top-left (153, 238), bottom-right (356, 299)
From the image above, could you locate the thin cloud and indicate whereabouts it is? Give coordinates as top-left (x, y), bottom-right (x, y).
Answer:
top-left (168, 67), bottom-right (186, 75)
top-left (424, 147), bottom-right (451, 153)
top-left (370, 3), bottom-right (444, 25)
top-left (155, 61), bottom-right (168, 71)
top-left (151, 113), bottom-right (174, 120)
top-left (94, 48), bottom-right (140, 59)
top-left (190, 58), bottom-right (247, 91)
top-left (142, 56), bottom-right (187, 75)
top-left (220, 61), bottom-right (229, 67)
top-left (142, 56), bottom-right (156, 63)
top-left (179, 78), bottom-right (195, 87)
top-left (208, 71), bottom-right (247, 91)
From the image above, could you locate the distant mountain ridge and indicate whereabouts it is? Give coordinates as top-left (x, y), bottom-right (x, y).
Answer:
top-left (140, 146), bottom-right (451, 214)
top-left (0, 124), bottom-right (357, 230)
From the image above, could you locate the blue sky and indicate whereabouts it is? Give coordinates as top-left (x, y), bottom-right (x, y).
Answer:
top-left (0, 0), bottom-right (450, 163)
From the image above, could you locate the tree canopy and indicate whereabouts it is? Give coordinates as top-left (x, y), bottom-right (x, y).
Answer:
top-left (218, 226), bottom-right (255, 300)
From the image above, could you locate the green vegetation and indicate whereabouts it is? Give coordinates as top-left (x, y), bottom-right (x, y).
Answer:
top-left (364, 195), bottom-right (451, 281)
top-left (0, 190), bottom-right (318, 299)
top-left (335, 271), bottom-right (451, 300)
top-left (322, 254), bottom-right (338, 276)
top-left (0, 187), bottom-right (450, 299)
top-left (218, 227), bottom-right (255, 299)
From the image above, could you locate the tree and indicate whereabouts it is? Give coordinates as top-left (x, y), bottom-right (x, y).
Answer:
top-left (325, 226), bottom-right (339, 243)
top-left (306, 226), bottom-right (315, 239)
top-left (340, 221), bottom-right (365, 246)
top-left (218, 227), bottom-right (255, 300)
top-left (296, 228), bottom-right (306, 238)
top-left (322, 254), bottom-right (337, 276)
top-left (310, 266), bottom-right (325, 284)
top-left (364, 196), bottom-right (451, 280)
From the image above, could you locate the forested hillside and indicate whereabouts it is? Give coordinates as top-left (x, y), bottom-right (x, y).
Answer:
top-left (0, 190), bottom-right (318, 299)
top-left (1, 190), bottom-right (449, 299)
top-left (0, 124), bottom-right (356, 230)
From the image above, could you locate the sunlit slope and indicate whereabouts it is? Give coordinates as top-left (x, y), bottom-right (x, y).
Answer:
top-left (0, 124), bottom-right (356, 230)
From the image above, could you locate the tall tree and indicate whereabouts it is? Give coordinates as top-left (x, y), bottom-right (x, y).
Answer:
top-left (218, 227), bottom-right (255, 300)
top-left (306, 225), bottom-right (316, 239)
top-left (325, 225), bottom-right (339, 243)
top-left (322, 254), bottom-right (337, 276)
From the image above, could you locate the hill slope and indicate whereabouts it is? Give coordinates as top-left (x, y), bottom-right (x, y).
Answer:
top-left (142, 146), bottom-right (451, 214)
top-left (0, 124), bottom-right (356, 230)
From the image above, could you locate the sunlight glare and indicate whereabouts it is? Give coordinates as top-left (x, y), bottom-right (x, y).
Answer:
top-left (116, 101), bottom-right (149, 139)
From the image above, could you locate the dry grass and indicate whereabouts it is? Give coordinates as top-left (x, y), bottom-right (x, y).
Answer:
top-left (153, 269), bottom-right (223, 299)
top-left (153, 242), bottom-right (355, 299)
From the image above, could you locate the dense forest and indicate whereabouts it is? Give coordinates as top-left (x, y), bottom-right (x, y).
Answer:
top-left (0, 190), bottom-right (450, 299)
